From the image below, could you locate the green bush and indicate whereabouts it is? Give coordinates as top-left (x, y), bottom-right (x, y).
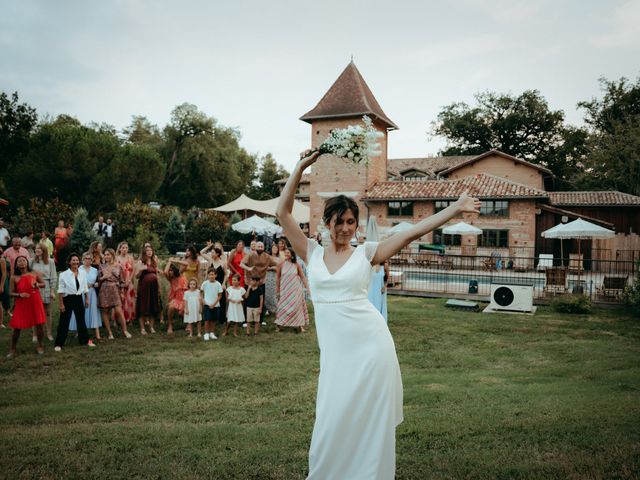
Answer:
top-left (622, 262), bottom-right (640, 315)
top-left (163, 210), bottom-right (184, 255)
top-left (551, 294), bottom-right (592, 314)
top-left (69, 207), bottom-right (98, 254)
top-left (129, 224), bottom-right (166, 256)
top-left (12, 197), bottom-right (76, 235)
top-left (187, 210), bottom-right (227, 247)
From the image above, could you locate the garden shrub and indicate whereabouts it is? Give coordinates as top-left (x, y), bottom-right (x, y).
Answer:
top-left (622, 262), bottom-right (640, 316)
top-left (551, 294), bottom-right (592, 314)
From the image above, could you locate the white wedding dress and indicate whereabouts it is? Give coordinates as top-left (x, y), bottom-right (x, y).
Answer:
top-left (306, 239), bottom-right (403, 480)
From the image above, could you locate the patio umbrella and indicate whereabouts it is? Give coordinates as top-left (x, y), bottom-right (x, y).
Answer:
top-left (442, 221), bottom-right (482, 235)
top-left (541, 222), bottom-right (569, 266)
top-left (231, 214), bottom-right (281, 236)
top-left (541, 218), bottom-right (615, 285)
top-left (366, 216), bottom-right (380, 242)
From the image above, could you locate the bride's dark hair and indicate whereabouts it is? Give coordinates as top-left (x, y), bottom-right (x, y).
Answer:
top-left (323, 195), bottom-right (359, 225)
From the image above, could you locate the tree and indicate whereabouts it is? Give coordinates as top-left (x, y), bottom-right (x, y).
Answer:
top-left (70, 208), bottom-right (97, 254)
top-left (574, 77), bottom-right (640, 195)
top-left (164, 210), bottom-right (184, 255)
top-left (6, 117), bottom-right (164, 212)
top-left (431, 90), bottom-right (586, 187)
top-left (250, 153), bottom-right (289, 200)
top-left (123, 115), bottom-right (163, 150)
top-left (159, 103), bottom-right (257, 208)
top-left (0, 92), bottom-right (38, 195)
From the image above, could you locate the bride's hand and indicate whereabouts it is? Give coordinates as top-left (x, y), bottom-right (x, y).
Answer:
top-left (455, 191), bottom-right (481, 214)
top-left (298, 149), bottom-right (321, 170)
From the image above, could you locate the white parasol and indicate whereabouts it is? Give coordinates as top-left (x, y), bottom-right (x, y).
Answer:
top-left (442, 221), bottom-right (482, 235)
top-left (231, 215), bottom-right (281, 235)
top-left (541, 218), bottom-right (615, 285)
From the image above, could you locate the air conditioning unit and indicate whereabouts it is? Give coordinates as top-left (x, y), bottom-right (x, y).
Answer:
top-left (489, 283), bottom-right (534, 312)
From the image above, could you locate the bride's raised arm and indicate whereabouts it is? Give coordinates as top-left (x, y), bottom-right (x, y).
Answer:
top-left (276, 149), bottom-right (321, 263)
top-left (371, 192), bottom-right (481, 265)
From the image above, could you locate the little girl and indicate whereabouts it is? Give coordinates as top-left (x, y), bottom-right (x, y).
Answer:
top-left (225, 274), bottom-right (245, 337)
top-left (183, 278), bottom-right (202, 337)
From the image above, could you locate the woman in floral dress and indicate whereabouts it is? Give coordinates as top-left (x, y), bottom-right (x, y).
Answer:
top-left (98, 249), bottom-right (131, 339)
top-left (116, 242), bottom-right (136, 323)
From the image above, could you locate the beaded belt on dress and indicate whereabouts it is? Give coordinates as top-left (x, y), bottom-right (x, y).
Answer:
top-left (313, 295), bottom-right (368, 304)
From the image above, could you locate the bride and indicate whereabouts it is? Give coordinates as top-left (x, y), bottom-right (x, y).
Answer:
top-left (277, 149), bottom-right (480, 479)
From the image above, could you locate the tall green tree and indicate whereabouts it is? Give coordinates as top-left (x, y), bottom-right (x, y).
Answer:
top-left (6, 116), bottom-right (164, 212)
top-left (431, 90), bottom-right (587, 187)
top-left (0, 92), bottom-right (38, 195)
top-left (70, 208), bottom-right (97, 254)
top-left (250, 153), bottom-right (288, 200)
top-left (575, 77), bottom-right (640, 195)
top-left (160, 103), bottom-right (257, 208)
top-left (123, 115), bottom-right (163, 149)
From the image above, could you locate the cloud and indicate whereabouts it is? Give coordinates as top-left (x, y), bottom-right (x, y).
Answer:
top-left (591, 0), bottom-right (640, 48)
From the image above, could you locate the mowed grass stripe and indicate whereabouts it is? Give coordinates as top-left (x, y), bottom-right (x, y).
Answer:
top-left (1, 297), bottom-right (638, 479)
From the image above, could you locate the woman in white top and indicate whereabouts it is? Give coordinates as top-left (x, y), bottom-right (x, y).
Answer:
top-left (30, 243), bottom-right (57, 341)
top-left (276, 149), bottom-right (480, 479)
top-left (54, 253), bottom-right (96, 351)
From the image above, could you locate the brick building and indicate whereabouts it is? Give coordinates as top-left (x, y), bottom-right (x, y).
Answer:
top-left (279, 62), bottom-right (640, 264)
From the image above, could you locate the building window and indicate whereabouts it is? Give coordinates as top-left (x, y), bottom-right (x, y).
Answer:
top-left (434, 200), bottom-right (452, 213)
top-left (387, 201), bottom-right (414, 217)
top-left (433, 229), bottom-right (461, 246)
top-left (480, 200), bottom-right (509, 217)
top-left (478, 229), bottom-right (509, 248)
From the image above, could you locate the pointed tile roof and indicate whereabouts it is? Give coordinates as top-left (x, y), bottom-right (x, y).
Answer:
top-left (300, 61), bottom-right (398, 130)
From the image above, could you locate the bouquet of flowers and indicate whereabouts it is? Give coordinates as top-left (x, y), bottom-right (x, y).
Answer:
top-left (316, 116), bottom-right (384, 164)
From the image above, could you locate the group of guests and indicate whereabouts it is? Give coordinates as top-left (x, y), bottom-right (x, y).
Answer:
top-left (1, 232), bottom-right (317, 357)
top-left (1, 221), bottom-right (389, 357)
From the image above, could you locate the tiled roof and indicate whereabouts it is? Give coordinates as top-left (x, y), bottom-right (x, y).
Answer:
top-left (300, 61), bottom-right (398, 130)
top-left (274, 174), bottom-right (310, 185)
top-left (440, 150), bottom-right (553, 176)
top-left (388, 156), bottom-right (475, 178)
top-left (365, 173), bottom-right (548, 200)
top-left (549, 191), bottom-right (640, 206)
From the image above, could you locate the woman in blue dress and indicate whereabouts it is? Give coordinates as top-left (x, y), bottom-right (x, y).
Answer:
top-left (368, 261), bottom-right (389, 322)
top-left (70, 253), bottom-right (102, 338)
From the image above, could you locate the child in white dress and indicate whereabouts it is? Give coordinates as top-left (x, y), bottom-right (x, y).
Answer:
top-left (224, 274), bottom-right (245, 337)
top-left (183, 278), bottom-right (202, 337)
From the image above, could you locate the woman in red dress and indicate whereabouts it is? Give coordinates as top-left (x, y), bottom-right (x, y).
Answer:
top-left (228, 240), bottom-right (245, 288)
top-left (7, 255), bottom-right (46, 358)
top-left (135, 244), bottom-right (160, 335)
top-left (54, 220), bottom-right (68, 266)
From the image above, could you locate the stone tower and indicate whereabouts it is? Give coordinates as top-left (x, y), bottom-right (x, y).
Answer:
top-left (300, 61), bottom-right (398, 234)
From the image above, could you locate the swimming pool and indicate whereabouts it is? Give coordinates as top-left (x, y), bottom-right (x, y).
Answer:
top-left (404, 272), bottom-right (545, 289)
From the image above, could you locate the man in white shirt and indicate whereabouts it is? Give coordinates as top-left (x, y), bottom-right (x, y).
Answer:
top-left (0, 219), bottom-right (9, 248)
top-left (93, 216), bottom-right (107, 240)
top-left (105, 218), bottom-right (114, 248)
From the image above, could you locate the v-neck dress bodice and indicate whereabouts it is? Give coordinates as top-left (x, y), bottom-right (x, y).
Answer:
top-left (305, 239), bottom-right (403, 480)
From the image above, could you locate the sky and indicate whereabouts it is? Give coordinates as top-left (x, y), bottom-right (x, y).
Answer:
top-left (1, 0), bottom-right (639, 173)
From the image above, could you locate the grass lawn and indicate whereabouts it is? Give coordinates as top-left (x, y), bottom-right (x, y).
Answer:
top-left (1, 297), bottom-right (639, 479)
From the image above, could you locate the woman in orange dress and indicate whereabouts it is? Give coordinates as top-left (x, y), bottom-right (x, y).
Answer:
top-left (116, 241), bottom-right (136, 323)
top-left (161, 260), bottom-right (187, 335)
top-left (228, 240), bottom-right (245, 288)
top-left (54, 220), bottom-right (69, 266)
top-left (6, 255), bottom-right (46, 358)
